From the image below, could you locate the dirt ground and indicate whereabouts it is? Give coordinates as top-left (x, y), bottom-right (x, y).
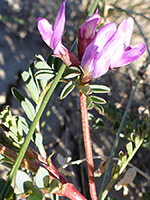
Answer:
top-left (0, 0), bottom-right (150, 199)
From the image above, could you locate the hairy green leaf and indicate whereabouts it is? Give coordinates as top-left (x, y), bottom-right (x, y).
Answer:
top-left (60, 81), bottom-right (75, 99)
top-left (35, 54), bottom-right (45, 62)
top-left (22, 67), bottom-right (40, 103)
top-left (81, 84), bottom-right (91, 94)
top-left (90, 85), bottom-right (110, 93)
top-left (28, 187), bottom-right (43, 200)
top-left (94, 104), bottom-right (104, 115)
top-left (12, 88), bottom-right (35, 121)
top-left (86, 96), bottom-right (93, 110)
top-left (64, 66), bottom-right (81, 79)
top-left (90, 95), bottom-right (106, 104)
top-left (126, 142), bottom-right (133, 156)
top-left (0, 178), bottom-right (15, 199)
top-left (35, 70), bottom-right (55, 80)
top-left (49, 179), bottom-right (59, 193)
top-left (35, 61), bottom-right (51, 70)
top-left (16, 171), bottom-right (32, 193)
top-left (35, 167), bottom-right (49, 188)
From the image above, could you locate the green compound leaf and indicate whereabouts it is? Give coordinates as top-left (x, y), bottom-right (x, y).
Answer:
top-left (94, 104), bottom-right (104, 115)
top-left (46, 51), bottom-right (54, 66)
top-left (90, 95), bottom-right (106, 104)
top-left (17, 116), bottom-right (30, 135)
top-left (12, 88), bottom-right (35, 121)
top-left (35, 61), bottom-right (51, 70)
top-left (0, 178), bottom-right (15, 199)
top-left (34, 132), bottom-right (43, 148)
top-left (112, 165), bottom-right (120, 177)
top-left (64, 66), bottom-right (81, 79)
top-left (16, 171), bottom-right (32, 193)
top-left (91, 117), bottom-right (104, 129)
top-left (28, 187), bottom-right (43, 200)
top-left (40, 79), bottom-right (49, 89)
top-left (35, 54), bottom-right (45, 62)
top-left (118, 151), bottom-right (127, 165)
top-left (53, 57), bottom-right (63, 72)
top-left (60, 81), bottom-right (75, 99)
top-left (35, 167), bottom-right (49, 188)
top-left (81, 84), bottom-right (91, 95)
top-left (22, 65), bottom-right (40, 103)
top-left (90, 84), bottom-right (110, 93)
top-left (126, 141), bottom-right (133, 156)
top-left (49, 179), bottom-right (59, 193)
top-left (86, 96), bottom-right (94, 110)
top-left (0, 106), bottom-right (25, 148)
top-left (35, 70), bottom-right (55, 80)
top-left (135, 136), bottom-right (141, 147)
top-left (119, 151), bottom-right (124, 160)
top-left (17, 175), bottom-right (43, 200)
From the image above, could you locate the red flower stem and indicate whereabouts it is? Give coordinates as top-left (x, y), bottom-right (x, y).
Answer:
top-left (79, 91), bottom-right (97, 200)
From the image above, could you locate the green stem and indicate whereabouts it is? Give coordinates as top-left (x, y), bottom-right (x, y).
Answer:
top-left (88, 0), bottom-right (99, 17)
top-left (98, 79), bottom-right (141, 200)
top-left (0, 63), bottom-right (66, 200)
top-left (101, 138), bottom-right (143, 200)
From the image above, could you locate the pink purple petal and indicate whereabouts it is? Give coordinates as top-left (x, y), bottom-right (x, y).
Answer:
top-left (93, 23), bottom-right (117, 52)
top-left (38, 17), bottom-right (53, 47)
top-left (52, 0), bottom-right (66, 55)
top-left (112, 44), bottom-right (146, 67)
top-left (118, 17), bottom-right (134, 48)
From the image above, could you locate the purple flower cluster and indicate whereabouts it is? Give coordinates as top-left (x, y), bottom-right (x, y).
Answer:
top-left (38, 0), bottom-right (146, 80)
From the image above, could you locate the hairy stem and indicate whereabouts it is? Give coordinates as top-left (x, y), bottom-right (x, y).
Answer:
top-left (80, 91), bottom-right (97, 200)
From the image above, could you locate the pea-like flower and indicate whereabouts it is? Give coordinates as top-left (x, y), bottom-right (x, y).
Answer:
top-left (81, 17), bottom-right (146, 79)
top-left (37, 0), bottom-right (79, 67)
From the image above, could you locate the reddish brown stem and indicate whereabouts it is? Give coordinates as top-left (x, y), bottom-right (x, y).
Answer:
top-left (79, 91), bottom-right (97, 200)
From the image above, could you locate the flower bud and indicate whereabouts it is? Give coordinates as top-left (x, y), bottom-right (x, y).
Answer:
top-left (78, 10), bottom-right (101, 61)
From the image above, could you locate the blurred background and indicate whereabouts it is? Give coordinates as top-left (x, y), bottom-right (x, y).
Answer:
top-left (0, 0), bottom-right (150, 199)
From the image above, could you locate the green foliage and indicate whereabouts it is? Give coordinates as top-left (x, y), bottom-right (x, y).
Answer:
top-left (16, 170), bottom-right (44, 199)
top-left (103, 103), bottom-right (150, 149)
top-left (86, 96), bottom-right (94, 110)
top-left (35, 167), bottom-right (50, 188)
top-left (12, 88), bottom-right (36, 121)
top-left (60, 81), bottom-right (75, 99)
top-left (0, 106), bottom-right (24, 148)
top-left (90, 95), bottom-right (106, 104)
top-left (126, 142), bottom-right (133, 156)
top-left (63, 66), bottom-right (81, 79)
top-left (16, 170), bottom-right (32, 193)
top-left (82, 84), bottom-right (110, 115)
top-left (49, 179), bottom-right (60, 193)
top-left (0, 178), bottom-right (16, 199)
top-left (22, 63), bottom-right (40, 103)
top-left (90, 85), bottom-right (110, 93)
top-left (112, 134), bottom-right (144, 183)
top-left (88, 112), bottom-right (104, 129)
top-left (85, 84), bottom-right (110, 129)
top-left (81, 84), bottom-right (91, 94)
